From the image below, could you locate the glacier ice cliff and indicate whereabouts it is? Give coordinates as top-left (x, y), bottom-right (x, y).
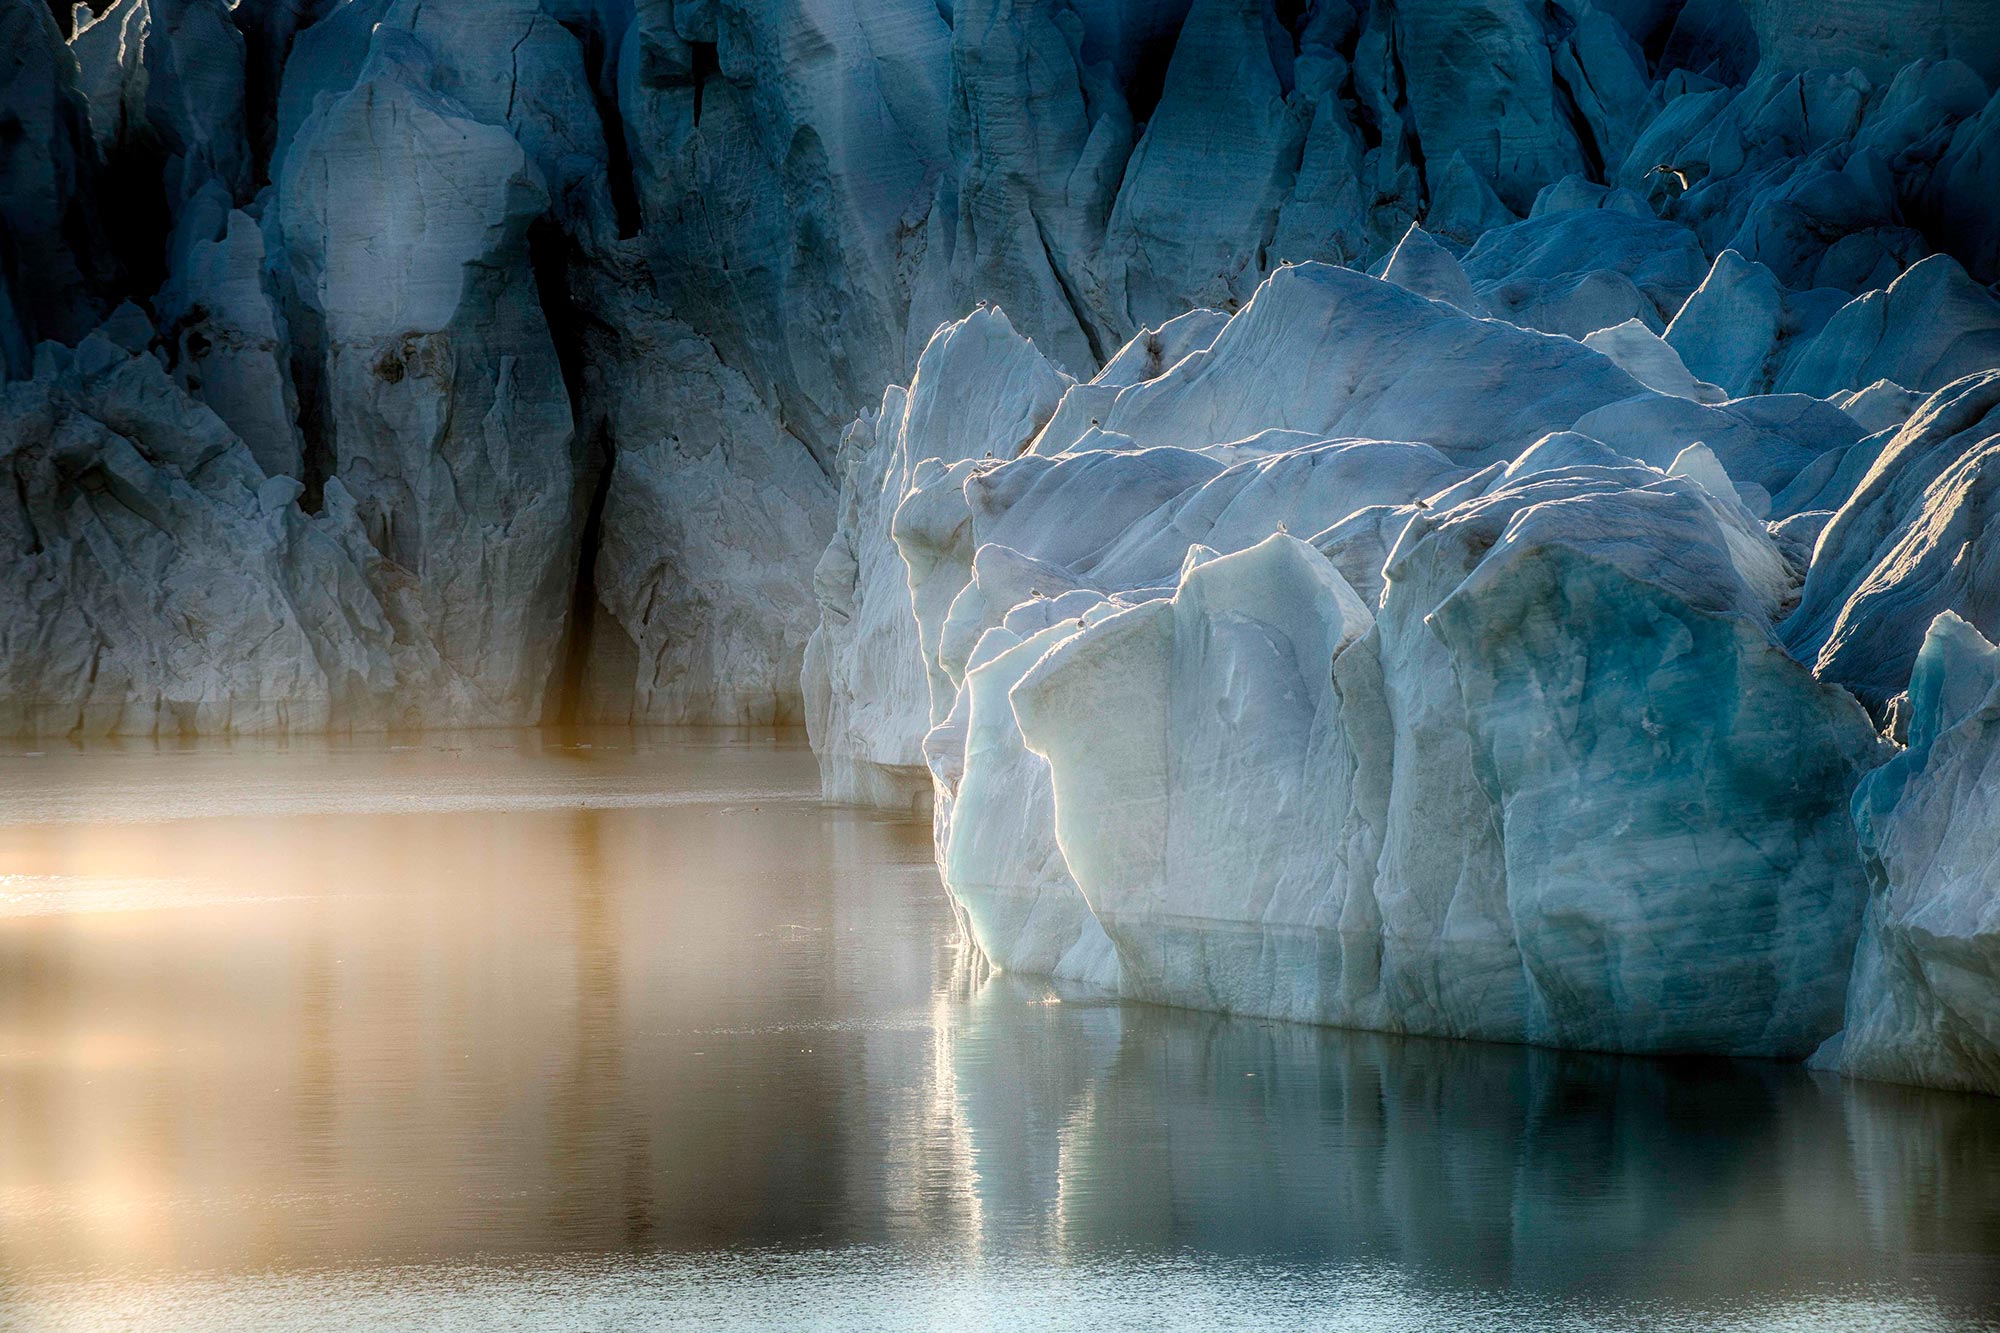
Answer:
top-left (1, 325), bottom-right (396, 734)
top-left (6, 0), bottom-right (1999, 735)
top-left (4, 0), bottom-right (2000, 1088)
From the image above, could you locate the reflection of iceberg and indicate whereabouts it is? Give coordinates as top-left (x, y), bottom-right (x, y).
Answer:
top-left (937, 976), bottom-right (2000, 1313)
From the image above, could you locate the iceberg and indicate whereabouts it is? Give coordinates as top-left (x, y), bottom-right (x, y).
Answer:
top-left (811, 230), bottom-right (1996, 1085)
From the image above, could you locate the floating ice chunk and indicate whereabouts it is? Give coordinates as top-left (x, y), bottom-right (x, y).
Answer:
top-left (967, 474), bottom-right (1881, 1055)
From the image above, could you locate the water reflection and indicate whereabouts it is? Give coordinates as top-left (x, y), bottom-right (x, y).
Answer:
top-left (0, 731), bottom-right (1995, 1328)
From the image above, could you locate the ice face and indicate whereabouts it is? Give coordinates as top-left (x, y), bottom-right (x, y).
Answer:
top-left (972, 472), bottom-right (1882, 1056)
top-left (1427, 479), bottom-right (1884, 1055)
top-left (1814, 613), bottom-right (2000, 1094)
top-left (933, 615), bottom-right (1120, 990)
top-left (1013, 536), bottom-right (1377, 1022)
top-left (1783, 371), bottom-right (2000, 710)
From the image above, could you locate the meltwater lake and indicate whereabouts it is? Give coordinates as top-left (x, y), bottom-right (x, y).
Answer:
top-left (0, 730), bottom-right (1995, 1331)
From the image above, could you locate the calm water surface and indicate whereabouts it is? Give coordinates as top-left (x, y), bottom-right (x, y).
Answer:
top-left (0, 730), bottom-right (1996, 1331)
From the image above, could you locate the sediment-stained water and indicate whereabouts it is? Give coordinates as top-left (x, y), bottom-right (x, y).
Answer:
top-left (0, 731), bottom-right (1995, 1331)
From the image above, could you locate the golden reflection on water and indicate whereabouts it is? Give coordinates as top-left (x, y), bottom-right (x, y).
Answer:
top-left (0, 729), bottom-right (952, 1277)
top-left (0, 729), bottom-right (1998, 1331)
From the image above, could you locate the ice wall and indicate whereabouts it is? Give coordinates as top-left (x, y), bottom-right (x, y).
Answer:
top-left (7, 0), bottom-right (2000, 734)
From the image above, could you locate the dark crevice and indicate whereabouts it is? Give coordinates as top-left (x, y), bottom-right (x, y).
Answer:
top-left (1552, 67), bottom-right (1605, 182)
top-left (528, 220), bottom-right (588, 422)
top-left (506, 19), bottom-right (536, 123)
top-left (1343, 62), bottom-right (1382, 152)
top-left (14, 469), bottom-right (41, 554)
top-left (1259, 106), bottom-right (1315, 273)
top-left (233, 0), bottom-right (329, 190)
top-left (1541, 0), bottom-right (1580, 45)
top-left (1543, 4), bottom-right (1606, 187)
top-left (527, 197), bottom-right (616, 723)
top-left (46, 0), bottom-right (111, 38)
top-left (690, 41), bottom-right (720, 128)
top-left (1655, 0), bottom-right (1757, 85)
top-left (561, 15), bottom-right (643, 239)
top-left (1636, 0), bottom-right (1691, 72)
top-left (1375, 25), bottom-right (1426, 202)
top-left (544, 418), bottom-right (617, 726)
top-left (236, 19), bottom-right (284, 190)
top-left (1266, 0), bottom-right (1309, 95)
top-left (160, 303), bottom-right (209, 373)
top-left (289, 298), bottom-right (334, 513)
top-left (1032, 210), bottom-right (1108, 368)
top-left (97, 138), bottom-right (170, 305)
top-left (1123, 22), bottom-right (1184, 128)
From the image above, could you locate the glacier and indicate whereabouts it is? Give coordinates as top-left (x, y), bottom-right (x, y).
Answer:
top-left (3, 0), bottom-right (2000, 1092)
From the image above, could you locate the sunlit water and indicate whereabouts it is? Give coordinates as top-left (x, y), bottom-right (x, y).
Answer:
top-left (0, 730), bottom-right (1995, 1331)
